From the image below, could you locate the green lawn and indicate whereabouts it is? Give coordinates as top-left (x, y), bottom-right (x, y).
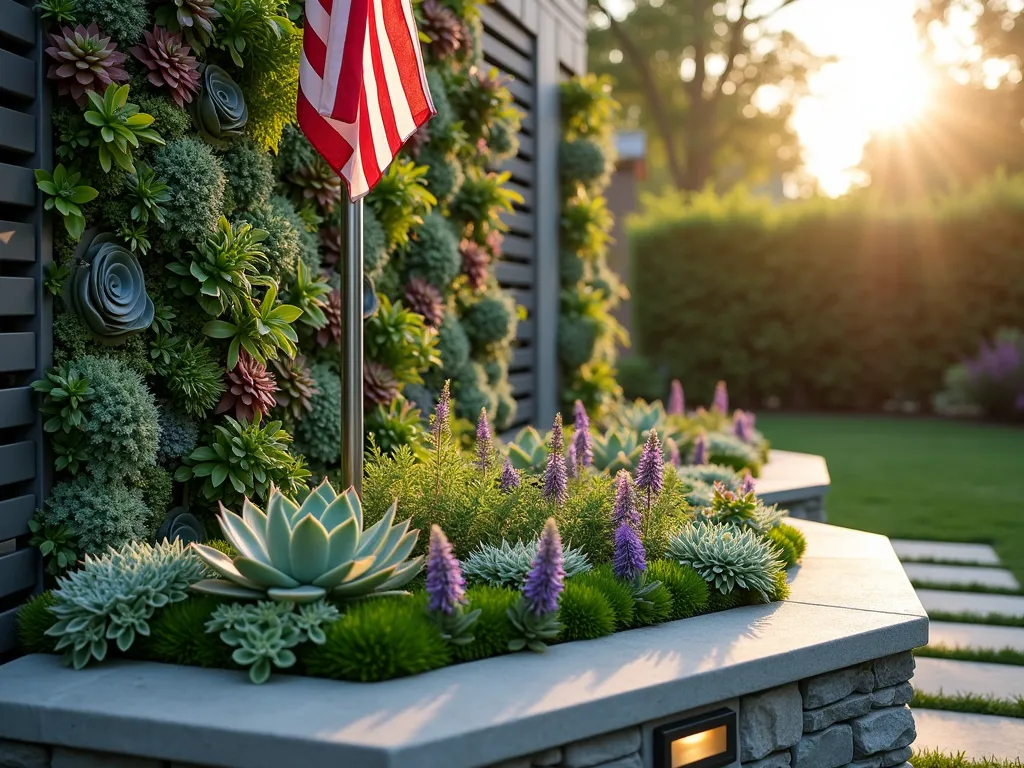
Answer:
top-left (757, 415), bottom-right (1024, 582)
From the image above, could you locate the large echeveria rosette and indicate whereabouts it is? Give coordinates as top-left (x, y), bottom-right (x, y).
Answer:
top-left (190, 64), bottom-right (248, 147)
top-left (63, 231), bottom-right (154, 344)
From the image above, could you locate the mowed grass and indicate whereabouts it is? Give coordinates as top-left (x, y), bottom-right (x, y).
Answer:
top-left (757, 415), bottom-right (1024, 582)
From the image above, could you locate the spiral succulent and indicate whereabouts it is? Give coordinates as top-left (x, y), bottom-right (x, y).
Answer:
top-left (216, 351), bottom-right (278, 422)
top-left (156, 507), bottom-right (206, 545)
top-left (403, 277), bottom-right (445, 328)
top-left (131, 26), bottom-right (201, 108)
top-left (46, 23), bottom-right (129, 107)
top-left (190, 64), bottom-right (248, 147)
top-left (63, 232), bottom-right (154, 344)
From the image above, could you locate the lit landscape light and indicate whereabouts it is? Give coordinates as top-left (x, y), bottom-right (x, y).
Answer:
top-left (652, 708), bottom-right (737, 768)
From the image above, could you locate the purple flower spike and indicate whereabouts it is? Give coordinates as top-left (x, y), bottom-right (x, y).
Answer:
top-left (567, 441), bottom-right (578, 479)
top-left (739, 472), bottom-right (756, 495)
top-left (476, 408), bottom-right (493, 471)
top-left (500, 457), bottom-right (521, 492)
top-left (613, 520), bottom-right (647, 580)
top-left (733, 409), bottom-right (751, 443)
top-left (692, 432), bottom-right (708, 465)
top-left (572, 400), bottom-right (592, 467)
top-left (426, 525), bottom-right (466, 615)
top-left (635, 430), bottom-right (664, 499)
top-left (713, 380), bottom-right (729, 414)
top-left (666, 437), bottom-right (681, 467)
top-left (612, 469), bottom-right (640, 527)
top-left (432, 380), bottom-right (452, 447)
top-left (543, 413), bottom-right (568, 505)
top-left (668, 379), bottom-right (685, 416)
top-left (523, 518), bottom-right (565, 615)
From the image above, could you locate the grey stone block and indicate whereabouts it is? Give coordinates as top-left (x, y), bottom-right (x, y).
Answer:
top-left (892, 683), bottom-right (913, 707)
top-left (851, 707), bottom-right (916, 758)
top-left (562, 728), bottom-right (640, 768)
top-left (791, 724), bottom-right (854, 768)
top-left (0, 740), bottom-right (50, 768)
top-left (745, 751), bottom-right (792, 768)
top-left (741, 683), bottom-right (804, 761)
top-left (868, 683), bottom-right (911, 709)
top-left (804, 693), bottom-right (873, 733)
top-left (51, 749), bottom-right (163, 768)
top-left (591, 755), bottom-right (642, 768)
top-left (880, 747), bottom-right (913, 768)
top-left (873, 653), bottom-right (915, 688)
top-left (846, 759), bottom-right (882, 768)
top-left (801, 666), bottom-right (874, 709)
top-left (490, 759), bottom-right (531, 768)
top-left (531, 748), bottom-right (562, 766)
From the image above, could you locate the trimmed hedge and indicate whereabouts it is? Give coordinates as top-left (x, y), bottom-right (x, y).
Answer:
top-left (629, 178), bottom-right (1024, 410)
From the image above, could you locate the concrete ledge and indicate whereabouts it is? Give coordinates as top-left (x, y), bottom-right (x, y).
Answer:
top-left (0, 520), bottom-right (926, 768)
top-left (756, 450), bottom-right (830, 507)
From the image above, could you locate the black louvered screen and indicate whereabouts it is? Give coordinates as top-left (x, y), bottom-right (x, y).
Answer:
top-left (0, 0), bottom-right (50, 658)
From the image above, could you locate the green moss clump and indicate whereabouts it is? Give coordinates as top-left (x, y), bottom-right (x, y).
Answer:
top-left (167, 341), bottom-right (226, 420)
top-left (77, 0), bottom-right (149, 46)
top-left (462, 294), bottom-right (515, 352)
top-left (632, 582), bottom-right (674, 626)
top-left (294, 362), bottom-right (342, 465)
top-left (156, 410), bottom-right (198, 466)
top-left (487, 117), bottom-right (519, 162)
top-left (153, 137), bottom-right (226, 247)
top-left (557, 581), bottom-right (615, 643)
top-left (52, 312), bottom-right (153, 377)
top-left (147, 596), bottom-right (234, 668)
top-left (203, 539), bottom-right (238, 558)
top-left (436, 311), bottom-right (470, 375)
top-left (304, 597), bottom-right (451, 681)
top-left (404, 212), bottom-right (460, 289)
top-left (647, 560), bottom-right (709, 620)
top-left (574, 566), bottom-right (634, 629)
top-left (770, 569), bottom-right (791, 602)
top-left (43, 475), bottom-right (153, 555)
top-left (236, 200), bottom-right (301, 281)
top-left (139, 465), bottom-right (173, 521)
top-left (774, 523), bottom-right (807, 562)
top-left (704, 590), bottom-right (742, 613)
top-left (133, 90), bottom-right (192, 141)
top-left (558, 315), bottom-right (599, 370)
top-left (454, 585), bottom-right (518, 662)
top-left (17, 591), bottom-right (58, 654)
top-left (363, 205), bottom-right (390, 280)
top-left (483, 356), bottom-right (507, 387)
top-left (274, 124), bottom-right (319, 178)
top-left (766, 527), bottom-right (798, 567)
top-left (221, 139), bottom-right (274, 215)
top-left (419, 145), bottom-right (464, 205)
top-left (559, 137), bottom-right (609, 190)
top-left (274, 194), bottom-right (321, 275)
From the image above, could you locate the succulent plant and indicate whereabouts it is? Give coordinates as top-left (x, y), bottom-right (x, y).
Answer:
top-left (419, 0), bottom-right (464, 60)
top-left (506, 425), bottom-right (547, 471)
top-left (83, 84), bottom-right (165, 174)
top-left (125, 163), bottom-right (171, 225)
top-left (317, 289), bottom-right (342, 348)
top-left (190, 64), bottom-right (248, 147)
top-left (668, 522), bottom-right (783, 601)
top-left (45, 22), bottom-right (129, 107)
top-left (403, 277), bottom-right (445, 328)
top-left (288, 157), bottom-right (342, 212)
top-left (611, 399), bottom-right (668, 436)
top-left (28, 514), bottom-right (79, 576)
top-left (131, 26), bottom-right (201, 107)
top-left (463, 539), bottom-right (592, 588)
top-left (64, 231), bottom-right (155, 344)
top-left (701, 483), bottom-right (785, 533)
top-left (156, 506), bottom-right (206, 544)
top-left (155, 0), bottom-right (220, 48)
top-left (201, 284), bottom-right (303, 369)
top-left (216, 350), bottom-right (278, 422)
top-left (36, 0), bottom-right (79, 27)
top-left (460, 239), bottom-right (489, 291)
top-left (32, 363), bottom-right (94, 434)
top-left (35, 164), bottom-right (98, 240)
top-left (190, 480), bottom-right (423, 603)
top-left (676, 462), bottom-right (740, 491)
top-left (270, 355), bottom-right (318, 420)
top-left (591, 429), bottom-right (642, 474)
top-left (364, 360), bottom-right (399, 410)
top-left (287, 260), bottom-right (331, 329)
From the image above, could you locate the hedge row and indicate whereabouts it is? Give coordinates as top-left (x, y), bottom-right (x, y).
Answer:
top-left (628, 177), bottom-right (1024, 410)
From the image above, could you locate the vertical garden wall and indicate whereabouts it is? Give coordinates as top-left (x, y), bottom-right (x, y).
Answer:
top-left (0, 0), bottom-right (591, 657)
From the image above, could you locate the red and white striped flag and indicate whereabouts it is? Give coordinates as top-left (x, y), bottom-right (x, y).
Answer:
top-left (298, 0), bottom-right (435, 200)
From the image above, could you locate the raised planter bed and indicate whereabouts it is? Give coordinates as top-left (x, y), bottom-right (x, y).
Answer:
top-left (756, 450), bottom-right (831, 523)
top-left (0, 518), bottom-right (926, 768)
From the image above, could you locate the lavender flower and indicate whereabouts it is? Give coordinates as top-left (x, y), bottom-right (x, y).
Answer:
top-left (572, 400), bottom-right (592, 468)
top-left (733, 409), bottom-right (751, 443)
top-left (713, 380), bottom-right (729, 414)
top-left (692, 432), bottom-right (708, 465)
top-left (668, 379), bottom-right (685, 416)
top-left (612, 469), bottom-right (640, 527)
top-left (635, 430), bottom-right (664, 501)
top-left (426, 525), bottom-right (466, 615)
top-left (566, 441), bottom-right (577, 479)
top-left (431, 380), bottom-right (451, 447)
top-left (476, 408), bottom-right (493, 471)
top-left (543, 413), bottom-right (568, 505)
top-left (666, 437), bottom-right (681, 467)
top-left (523, 518), bottom-right (565, 615)
top-left (500, 457), bottom-right (521, 492)
top-left (613, 520), bottom-right (647, 580)
top-left (739, 472), bottom-right (756, 495)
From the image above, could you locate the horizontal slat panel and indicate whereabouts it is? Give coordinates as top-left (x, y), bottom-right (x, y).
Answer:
top-left (520, 111), bottom-right (534, 135)
top-left (507, 287), bottom-right (535, 312)
top-left (495, 261), bottom-right (533, 287)
top-left (0, 387), bottom-right (34, 429)
top-left (517, 134), bottom-right (534, 158)
top-left (517, 319), bottom-right (534, 341)
top-left (0, 107), bottom-right (34, 155)
top-left (0, 50), bottom-right (34, 100)
top-left (0, 442), bottom-right (36, 486)
top-left (501, 234), bottom-right (533, 262)
top-left (482, 33), bottom-right (532, 81)
top-left (502, 208), bottom-right (536, 234)
top-left (0, 221), bottom-right (35, 262)
top-left (509, 372), bottom-right (534, 395)
top-left (511, 346), bottom-right (533, 370)
top-left (499, 75), bottom-right (533, 108)
top-left (0, 0), bottom-right (36, 47)
top-left (480, 4), bottom-right (534, 54)
top-left (0, 604), bottom-right (19, 655)
top-left (0, 549), bottom-right (36, 600)
top-left (0, 494), bottom-right (36, 541)
top-left (0, 333), bottom-right (35, 372)
top-left (514, 397), bottom-right (535, 424)
top-left (498, 155), bottom-right (534, 185)
top-left (0, 277), bottom-right (35, 316)
top-left (0, 164), bottom-right (35, 207)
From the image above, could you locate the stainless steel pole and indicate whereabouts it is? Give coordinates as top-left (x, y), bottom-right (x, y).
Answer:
top-left (339, 198), bottom-right (363, 493)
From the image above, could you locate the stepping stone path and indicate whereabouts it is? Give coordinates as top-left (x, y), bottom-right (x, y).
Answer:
top-left (891, 539), bottom-right (1024, 760)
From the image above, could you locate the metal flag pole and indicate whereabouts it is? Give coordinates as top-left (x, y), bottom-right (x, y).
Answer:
top-left (339, 198), bottom-right (363, 494)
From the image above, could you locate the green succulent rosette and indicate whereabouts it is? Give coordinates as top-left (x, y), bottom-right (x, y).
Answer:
top-left (63, 231), bottom-right (155, 344)
top-left (190, 64), bottom-right (248, 147)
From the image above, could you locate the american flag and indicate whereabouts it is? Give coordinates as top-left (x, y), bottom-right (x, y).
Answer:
top-left (298, 0), bottom-right (435, 200)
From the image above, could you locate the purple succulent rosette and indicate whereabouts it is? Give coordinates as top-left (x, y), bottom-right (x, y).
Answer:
top-left (64, 231), bottom-right (154, 344)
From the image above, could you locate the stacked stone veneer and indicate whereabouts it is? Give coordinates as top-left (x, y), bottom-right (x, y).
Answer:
top-left (740, 652), bottom-right (916, 768)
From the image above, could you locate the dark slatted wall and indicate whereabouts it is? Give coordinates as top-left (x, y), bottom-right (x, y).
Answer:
top-left (480, 2), bottom-right (539, 433)
top-left (0, 0), bottom-right (50, 658)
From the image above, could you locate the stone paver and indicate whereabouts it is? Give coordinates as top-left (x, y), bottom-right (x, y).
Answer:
top-left (902, 563), bottom-right (1020, 590)
top-left (913, 709), bottom-right (1024, 760)
top-left (913, 656), bottom-right (1024, 699)
top-left (891, 540), bottom-right (1000, 566)
top-left (917, 589), bottom-right (1024, 619)
top-left (929, 620), bottom-right (1024, 652)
